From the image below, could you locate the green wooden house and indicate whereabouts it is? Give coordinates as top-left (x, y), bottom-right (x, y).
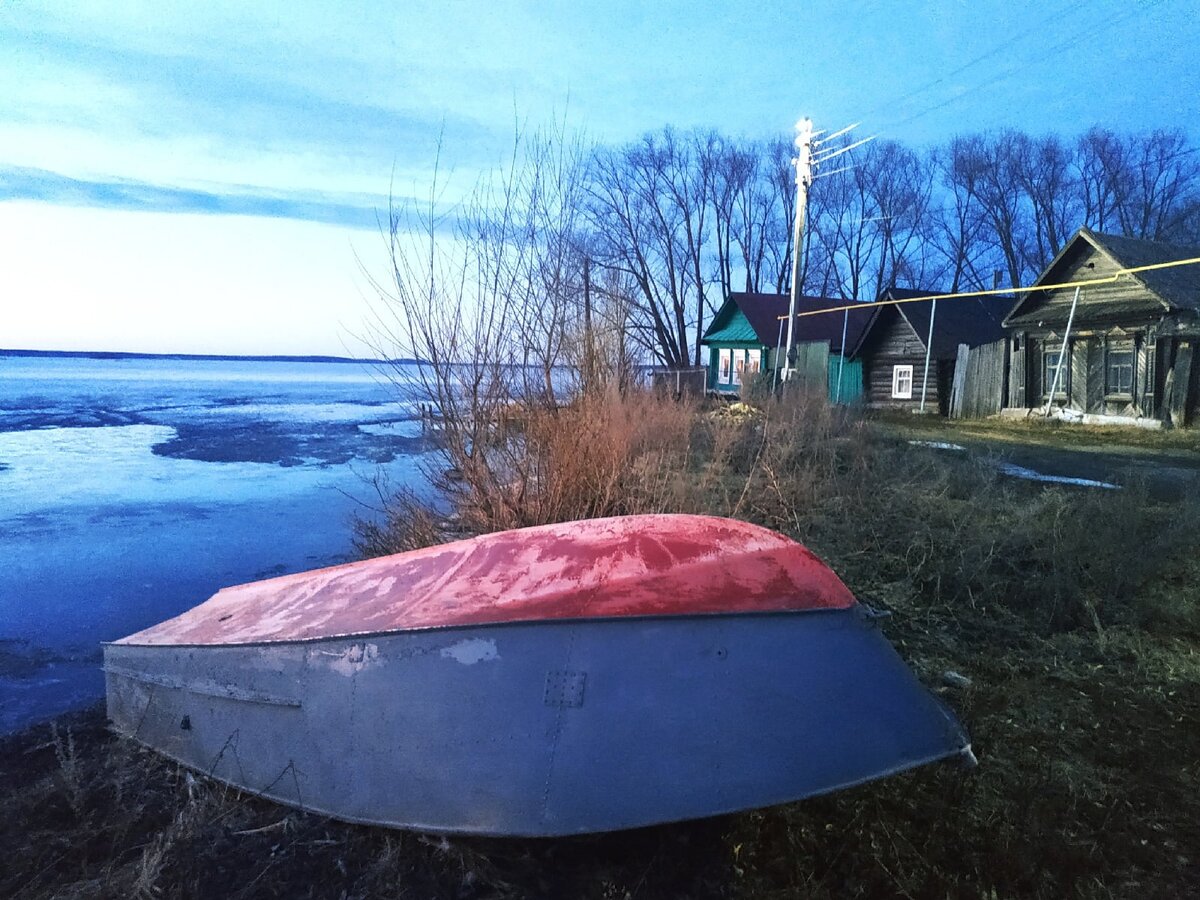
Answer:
top-left (700, 292), bottom-right (871, 401)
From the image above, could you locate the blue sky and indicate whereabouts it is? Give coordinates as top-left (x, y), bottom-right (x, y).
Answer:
top-left (2, 0), bottom-right (1196, 354)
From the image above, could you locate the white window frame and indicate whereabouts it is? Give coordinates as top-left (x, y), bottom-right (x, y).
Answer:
top-left (892, 364), bottom-right (914, 399)
top-left (746, 349), bottom-right (762, 376)
top-left (1042, 344), bottom-right (1068, 399)
top-left (718, 348), bottom-right (732, 384)
top-left (1105, 340), bottom-right (1135, 398)
top-left (732, 352), bottom-right (746, 385)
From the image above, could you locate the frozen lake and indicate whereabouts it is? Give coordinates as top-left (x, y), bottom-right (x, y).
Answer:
top-left (0, 354), bottom-right (437, 733)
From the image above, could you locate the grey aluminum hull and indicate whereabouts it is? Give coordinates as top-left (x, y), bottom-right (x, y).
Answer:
top-left (104, 608), bottom-right (969, 836)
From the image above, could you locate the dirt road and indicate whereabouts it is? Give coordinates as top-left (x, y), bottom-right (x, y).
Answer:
top-left (893, 421), bottom-right (1200, 500)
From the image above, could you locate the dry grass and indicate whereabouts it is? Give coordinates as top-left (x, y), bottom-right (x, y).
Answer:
top-left (6, 390), bottom-right (1200, 898)
top-left (885, 409), bottom-right (1200, 454)
top-left (691, 391), bottom-right (1200, 635)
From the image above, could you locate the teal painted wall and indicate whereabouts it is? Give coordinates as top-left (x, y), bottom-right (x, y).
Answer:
top-left (705, 343), bottom-right (765, 392)
top-left (828, 354), bottom-right (863, 404)
top-left (704, 346), bottom-right (861, 402)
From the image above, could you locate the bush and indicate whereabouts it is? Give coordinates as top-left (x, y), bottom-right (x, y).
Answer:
top-left (353, 388), bottom-right (703, 549)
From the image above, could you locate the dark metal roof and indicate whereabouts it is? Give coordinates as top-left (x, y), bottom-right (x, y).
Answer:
top-left (1004, 227), bottom-right (1200, 327)
top-left (1085, 229), bottom-right (1200, 311)
top-left (710, 292), bottom-right (874, 354)
top-left (850, 288), bottom-right (1009, 360)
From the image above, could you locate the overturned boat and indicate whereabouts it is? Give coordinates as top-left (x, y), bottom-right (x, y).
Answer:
top-left (104, 514), bottom-right (971, 836)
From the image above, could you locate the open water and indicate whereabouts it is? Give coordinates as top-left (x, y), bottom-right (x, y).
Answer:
top-left (0, 355), bottom-right (436, 734)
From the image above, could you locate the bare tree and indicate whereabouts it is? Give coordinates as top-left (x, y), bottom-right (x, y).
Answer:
top-left (1120, 130), bottom-right (1199, 241)
top-left (948, 133), bottom-right (1032, 289)
top-left (585, 128), bottom-right (717, 367)
top-left (1011, 132), bottom-right (1080, 273)
top-left (709, 136), bottom-right (796, 298)
top-left (862, 142), bottom-right (939, 295)
top-left (1077, 127), bottom-right (1126, 235)
top-left (930, 149), bottom-right (988, 292)
top-left (361, 123), bottom-right (595, 533)
top-left (799, 142), bottom-right (927, 299)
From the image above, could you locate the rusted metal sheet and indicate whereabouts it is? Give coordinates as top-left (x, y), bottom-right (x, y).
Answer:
top-left (115, 515), bottom-right (856, 646)
top-left (104, 514), bottom-right (972, 836)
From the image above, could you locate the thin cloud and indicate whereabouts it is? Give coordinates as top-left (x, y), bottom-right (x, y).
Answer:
top-left (0, 166), bottom-right (390, 230)
top-left (0, 165), bottom-right (473, 237)
top-left (1, 27), bottom-right (494, 171)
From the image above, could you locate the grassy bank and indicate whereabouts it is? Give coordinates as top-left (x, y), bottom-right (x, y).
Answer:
top-left (883, 408), bottom-right (1200, 455)
top-left (4, 393), bottom-right (1199, 898)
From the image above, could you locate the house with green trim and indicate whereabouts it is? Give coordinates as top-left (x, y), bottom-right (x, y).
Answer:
top-left (700, 292), bottom-right (873, 401)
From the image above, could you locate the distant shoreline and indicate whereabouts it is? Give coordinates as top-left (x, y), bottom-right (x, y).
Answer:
top-left (0, 348), bottom-right (423, 365)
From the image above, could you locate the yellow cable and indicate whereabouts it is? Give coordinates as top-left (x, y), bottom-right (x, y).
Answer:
top-left (776, 254), bottom-right (1200, 320)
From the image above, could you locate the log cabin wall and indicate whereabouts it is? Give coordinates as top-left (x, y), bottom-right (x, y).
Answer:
top-left (861, 310), bottom-right (943, 412)
top-left (1019, 328), bottom-right (1159, 417)
top-left (1002, 229), bottom-right (1200, 423)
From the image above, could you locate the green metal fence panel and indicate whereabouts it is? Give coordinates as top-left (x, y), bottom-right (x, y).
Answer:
top-left (828, 355), bottom-right (863, 404)
top-left (789, 341), bottom-right (830, 397)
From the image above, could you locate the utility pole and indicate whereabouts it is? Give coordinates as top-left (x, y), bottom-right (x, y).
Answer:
top-left (783, 118), bottom-right (815, 381)
top-left (779, 119), bottom-right (874, 383)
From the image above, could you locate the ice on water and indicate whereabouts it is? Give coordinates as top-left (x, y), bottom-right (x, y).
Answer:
top-left (0, 356), bottom-right (435, 734)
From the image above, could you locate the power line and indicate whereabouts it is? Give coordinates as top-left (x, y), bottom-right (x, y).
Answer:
top-left (859, 0), bottom-right (1093, 122)
top-left (872, 0), bottom-right (1169, 136)
top-left (776, 254), bottom-right (1200, 320)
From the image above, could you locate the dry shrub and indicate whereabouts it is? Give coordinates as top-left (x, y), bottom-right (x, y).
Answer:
top-left (352, 483), bottom-right (449, 558)
top-left (521, 388), bottom-right (699, 521)
top-left (357, 381), bottom-right (1199, 638)
top-left (354, 388), bottom-right (702, 551)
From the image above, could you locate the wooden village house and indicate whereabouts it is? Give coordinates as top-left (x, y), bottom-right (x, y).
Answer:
top-left (701, 292), bottom-right (872, 399)
top-left (850, 288), bottom-right (1009, 414)
top-left (1003, 227), bottom-right (1200, 427)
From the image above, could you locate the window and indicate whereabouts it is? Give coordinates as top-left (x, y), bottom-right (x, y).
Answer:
top-left (1106, 342), bottom-right (1134, 397)
top-left (747, 349), bottom-right (762, 376)
top-left (718, 349), bottom-right (731, 383)
top-left (732, 353), bottom-right (746, 385)
top-left (1042, 345), bottom-right (1068, 398)
top-left (891, 364), bottom-right (913, 399)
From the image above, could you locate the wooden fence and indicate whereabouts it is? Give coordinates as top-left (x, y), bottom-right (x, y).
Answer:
top-left (650, 366), bottom-right (708, 400)
top-left (787, 340), bottom-right (830, 397)
top-left (949, 339), bottom-right (1008, 419)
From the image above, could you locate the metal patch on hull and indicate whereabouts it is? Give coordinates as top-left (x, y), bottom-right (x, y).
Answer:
top-left (544, 671), bottom-right (587, 708)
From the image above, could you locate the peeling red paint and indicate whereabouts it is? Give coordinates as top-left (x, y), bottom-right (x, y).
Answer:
top-left (117, 515), bottom-right (857, 646)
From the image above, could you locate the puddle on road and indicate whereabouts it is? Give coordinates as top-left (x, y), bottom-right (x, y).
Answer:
top-left (908, 439), bottom-right (1121, 489)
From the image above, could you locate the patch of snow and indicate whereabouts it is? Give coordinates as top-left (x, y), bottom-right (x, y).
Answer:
top-left (908, 440), bottom-right (967, 451)
top-left (995, 462), bottom-right (1120, 490)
